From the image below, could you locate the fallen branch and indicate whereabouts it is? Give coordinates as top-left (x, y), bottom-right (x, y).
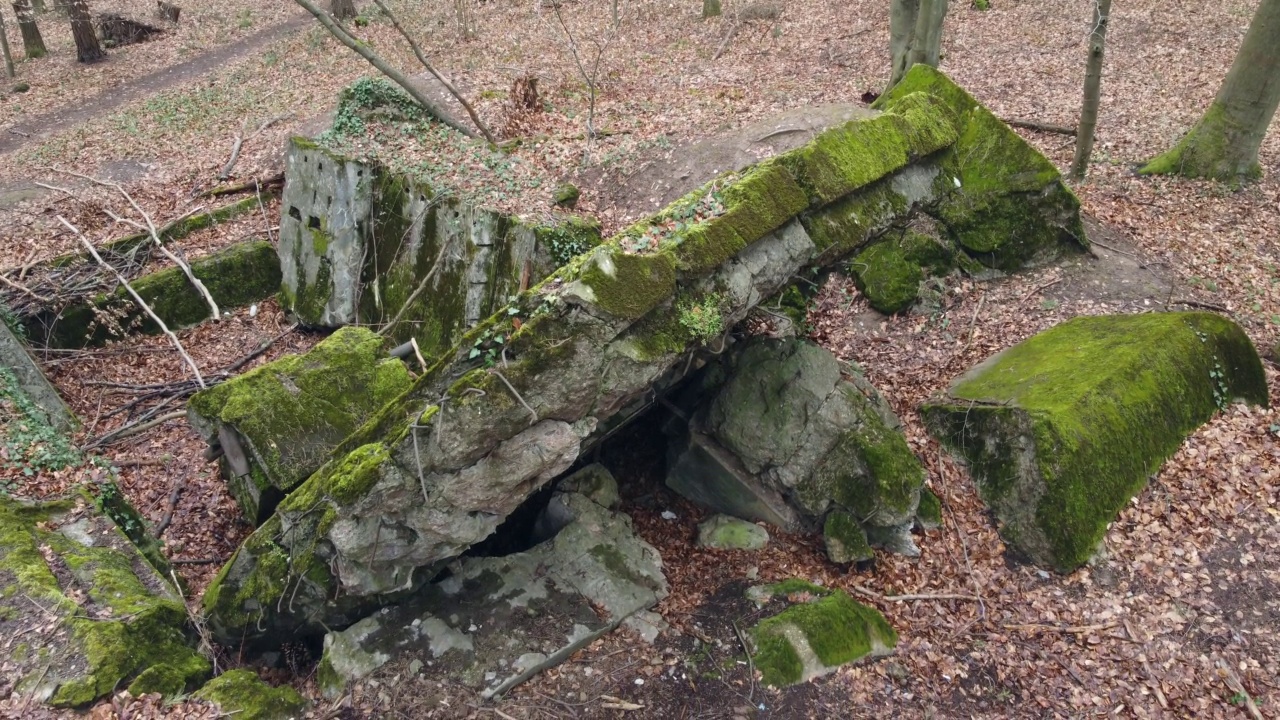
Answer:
top-left (50, 167), bottom-right (220, 322)
top-left (849, 583), bottom-right (981, 603)
top-left (1169, 298), bottom-right (1230, 313)
top-left (1004, 620), bottom-right (1118, 634)
top-left (59, 216), bottom-right (205, 389)
top-left (1018, 277), bottom-right (1063, 307)
top-left (371, 0), bottom-right (496, 143)
top-left (153, 474), bottom-right (186, 537)
top-left (0, 272), bottom-right (50, 303)
top-left (198, 172), bottom-right (284, 199)
top-left (1217, 659), bottom-right (1266, 720)
top-left (219, 113), bottom-right (293, 180)
top-left (85, 409), bottom-right (188, 448)
top-left (1005, 118), bottom-right (1077, 136)
top-left (292, 0), bottom-right (477, 139)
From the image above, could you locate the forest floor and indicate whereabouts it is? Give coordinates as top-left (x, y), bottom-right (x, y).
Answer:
top-left (1, 0), bottom-right (1278, 717)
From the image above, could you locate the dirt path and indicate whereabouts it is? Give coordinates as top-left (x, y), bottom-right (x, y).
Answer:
top-left (0, 12), bottom-right (311, 156)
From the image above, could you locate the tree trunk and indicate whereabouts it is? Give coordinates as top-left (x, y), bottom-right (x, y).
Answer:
top-left (890, 0), bottom-right (947, 87)
top-left (1070, 0), bottom-right (1112, 180)
top-left (330, 0), bottom-right (355, 20)
top-left (14, 0), bottom-right (48, 59)
top-left (1140, 0), bottom-right (1280, 181)
top-left (703, 0), bottom-right (721, 17)
top-left (68, 0), bottom-right (104, 63)
top-left (0, 11), bottom-right (14, 78)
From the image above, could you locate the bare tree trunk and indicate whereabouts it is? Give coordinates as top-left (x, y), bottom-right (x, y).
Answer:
top-left (68, 0), bottom-right (104, 63)
top-left (330, 0), bottom-right (355, 20)
top-left (1070, 0), bottom-right (1112, 180)
top-left (0, 11), bottom-right (14, 78)
top-left (703, 0), bottom-right (721, 17)
top-left (890, 0), bottom-right (947, 87)
top-left (1140, 0), bottom-right (1280, 181)
top-left (14, 0), bottom-right (48, 59)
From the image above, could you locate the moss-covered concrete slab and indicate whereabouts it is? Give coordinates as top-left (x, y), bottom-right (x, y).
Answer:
top-left (746, 582), bottom-right (896, 687)
top-left (696, 514), bottom-right (770, 550)
top-left (194, 669), bottom-right (306, 720)
top-left (187, 327), bottom-right (412, 525)
top-left (316, 490), bottom-right (665, 699)
top-left (0, 487), bottom-right (210, 707)
top-left (278, 139), bottom-right (599, 353)
top-left (0, 322), bottom-right (76, 432)
top-left (874, 65), bottom-right (1088, 271)
top-left (25, 240), bottom-right (282, 349)
top-left (922, 312), bottom-right (1267, 571)
top-left (205, 69), bottom-right (1087, 646)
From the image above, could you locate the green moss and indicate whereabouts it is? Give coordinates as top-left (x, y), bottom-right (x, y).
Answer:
top-left (759, 579), bottom-right (832, 598)
top-left (194, 669), bottom-right (307, 720)
top-left (1139, 102), bottom-right (1264, 182)
top-left (925, 312), bottom-right (1267, 570)
top-left (127, 663), bottom-right (191, 698)
top-left (588, 544), bottom-right (663, 593)
top-left (39, 240), bottom-right (282, 348)
top-left (576, 248), bottom-right (677, 320)
top-left (717, 160), bottom-right (809, 244)
top-left (798, 176), bottom-right (912, 259)
top-left (850, 241), bottom-right (923, 314)
top-left (535, 215), bottom-right (604, 267)
top-left (189, 327), bottom-right (409, 518)
top-left (750, 590), bottom-right (896, 687)
top-left (783, 114), bottom-right (913, 206)
top-left (823, 510), bottom-right (874, 563)
top-left (202, 517), bottom-right (290, 630)
top-left (98, 195), bottom-right (266, 260)
top-left (915, 487), bottom-right (943, 530)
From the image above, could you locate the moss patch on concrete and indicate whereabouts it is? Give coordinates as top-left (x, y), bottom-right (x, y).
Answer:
top-left (0, 491), bottom-right (209, 707)
top-left (922, 312), bottom-right (1267, 571)
top-left (194, 669), bottom-right (306, 720)
top-left (188, 327), bottom-right (410, 524)
top-left (34, 240), bottom-right (282, 349)
top-left (749, 589), bottom-right (896, 687)
top-left (823, 510), bottom-right (874, 564)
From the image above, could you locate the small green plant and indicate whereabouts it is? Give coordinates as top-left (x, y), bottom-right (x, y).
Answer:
top-left (678, 293), bottom-right (725, 344)
top-left (326, 77), bottom-right (429, 139)
top-left (0, 368), bottom-right (79, 492)
top-left (236, 8), bottom-right (253, 29)
top-left (1, 300), bottom-right (25, 341)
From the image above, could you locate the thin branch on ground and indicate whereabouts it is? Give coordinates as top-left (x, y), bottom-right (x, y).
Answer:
top-left (59, 215), bottom-right (205, 389)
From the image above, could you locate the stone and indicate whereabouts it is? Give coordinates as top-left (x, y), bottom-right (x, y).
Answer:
top-left (316, 491), bottom-right (665, 699)
top-left (555, 463), bottom-right (620, 509)
top-left (874, 65), bottom-right (1088, 271)
top-left (666, 337), bottom-right (925, 563)
top-left (277, 138), bottom-right (600, 351)
top-left (553, 183), bottom-right (580, 208)
top-left (187, 327), bottom-right (412, 525)
top-left (0, 488), bottom-right (209, 707)
top-left (206, 70), bottom-right (1084, 645)
top-left (194, 669), bottom-right (306, 720)
top-left (746, 583), bottom-right (896, 687)
top-left (696, 514), bottom-right (770, 550)
top-left (922, 312), bottom-right (1267, 571)
top-left (0, 321), bottom-right (76, 432)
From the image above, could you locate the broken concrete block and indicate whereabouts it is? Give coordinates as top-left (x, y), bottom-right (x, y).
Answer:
top-left (315, 491), bottom-right (666, 699)
top-left (922, 312), bottom-right (1267, 571)
top-left (194, 669), bottom-right (306, 720)
top-left (747, 580), bottom-right (896, 687)
top-left (187, 326), bottom-right (412, 524)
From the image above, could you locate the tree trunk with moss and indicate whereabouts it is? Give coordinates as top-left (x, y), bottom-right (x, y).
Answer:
top-left (68, 0), bottom-right (104, 63)
top-left (330, 0), bottom-right (356, 20)
top-left (1139, 0), bottom-right (1280, 182)
top-left (1070, 0), bottom-right (1112, 180)
top-left (890, 0), bottom-right (947, 87)
top-left (14, 0), bottom-right (48, 59)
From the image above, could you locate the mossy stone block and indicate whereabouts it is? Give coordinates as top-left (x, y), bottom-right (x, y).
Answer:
top-left (874, 65), bottom-right (1086, 271)
top-left (187, 326), bottom-right (411, 524)
top-left (915, 487), bottom-right (943, 530)
top-left (823, 510), bottom-right (873, 563)
top-left (749, 589), bottom-right (897, 687)
top-left (922, 312), bottom-right (1267, 572)
top-left (570, 247), bottom-right (676, 320)
top-left (194, 669), bottom-right (306, 720)
top-left (696, 514), bottom-right (770, 550)
top-left (0, 491), bottom-right (210, 708)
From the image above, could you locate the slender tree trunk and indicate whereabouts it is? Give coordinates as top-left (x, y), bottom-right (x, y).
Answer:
top-left (0, 11), bottom-right (15, 78)
top-left (890, 0), bottom-right (947, 87)
top-left (68, 0), bottom-right (104, 63)
top-left (1070, 0), bottom-right (1112, 180)
top-left (330, 0), bottom-right (355, 20)
top-left (1140, 0), bottom-right (1280, 181)
top-left (14, 0), bottom-right (48, 59)
top-left (703, 0), bottom-right (721, 17)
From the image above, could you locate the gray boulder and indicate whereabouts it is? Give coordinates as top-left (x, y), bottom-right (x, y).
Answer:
top-left (696, 514), bottom-right (770, 550)
top-left (666, 337), bottom-right (925, 560)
